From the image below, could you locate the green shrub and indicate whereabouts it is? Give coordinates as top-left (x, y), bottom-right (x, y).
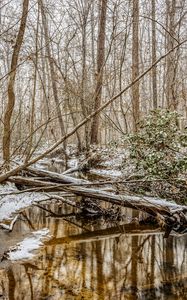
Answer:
top-left (126, 110), bottom-right (187, 179)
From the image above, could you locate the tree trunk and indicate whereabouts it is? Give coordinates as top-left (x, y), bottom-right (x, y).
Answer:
top-left (25, 5), bottom-right (40, 162)
top-left (152, 0), bottom-right (158, 109)
top-left (3, 0), bottom-right (29, 165)
top-left (8, 175), bottom-right (187, 221)
top-left (80, 3), bottom-right (91, 149)
top-left (132, 0), bottom-right (140, 132)
top-left (90, 0), bottom-right (107, 144)
top-left (166, 0), bottom-right (177, 110)
top-left (39, 0), bottom-right (66, 139)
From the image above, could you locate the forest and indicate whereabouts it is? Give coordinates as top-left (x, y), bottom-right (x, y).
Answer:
top-left (0, 0), bottom-right (187, 299)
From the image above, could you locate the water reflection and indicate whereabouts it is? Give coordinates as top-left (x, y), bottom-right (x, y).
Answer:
top-left (0, 204), bottom-right (186, 300)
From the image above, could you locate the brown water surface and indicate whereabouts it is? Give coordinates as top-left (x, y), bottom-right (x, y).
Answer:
top-left (0, 162), bottom-right (186, 300)
top-left (0, 201), bottom-right (186, 300)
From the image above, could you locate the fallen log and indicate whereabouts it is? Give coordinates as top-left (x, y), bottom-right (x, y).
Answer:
top-left (8, 176), bottom-right (187, 223)
top-left (26, 166), bottom-right (89, 184)
top-left (25, 166), bottom-right (115, 192)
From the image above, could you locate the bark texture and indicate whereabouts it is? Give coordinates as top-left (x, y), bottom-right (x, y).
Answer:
top-left (90, 0), bottom-right (107, 144)
top-left (39, 0), bottom-right (66, 137)
top-left (3, 0), bottom-right (30, 164)
top-left (166, 0), bottom-right (177, 110)
top-left (152, 0), bottom-right (158, 109)
top-left (132, 0), bottom-right (140, 132)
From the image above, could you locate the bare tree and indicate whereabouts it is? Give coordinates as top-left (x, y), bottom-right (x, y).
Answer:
top-left (38, 0), bottom-right (66, 139)
top-left (1, 0), bottom-right (187, 157)
top-left (90, 0), bottom-right (108, 145)
top-left (165, 0), bottom-right (177, 109)
top-left (152, 0), bottom-right (158, 109)
top-left (132, 0), bottom-right (140, 132)
top-left (2, 0), bottom-right (30, 165)
top-left (25, 4), bottom-right (40, 162)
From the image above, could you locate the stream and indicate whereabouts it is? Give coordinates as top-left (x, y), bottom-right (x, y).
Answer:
top-left (0, 161), bottom-right (186, 299)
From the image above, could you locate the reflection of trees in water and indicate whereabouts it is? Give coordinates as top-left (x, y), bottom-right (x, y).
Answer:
top-left (160, 236), bottom-right (186, 299)
top-left (7, 267), bottom-right (16, 300)
top-left (23, 264), bottom-right (34, 300)
top-left (42, 217), bottom-right (60, 298)
top-left (0, 205), bottom-right (186, 299)
top-left (150, 235), bottom-right (156, 299)
top-left (95, 241), bottom-right (104, 300)
top-left (131, 211), bottom-right (139, 298)
top-left (131, 235), bottom-right (138, 297)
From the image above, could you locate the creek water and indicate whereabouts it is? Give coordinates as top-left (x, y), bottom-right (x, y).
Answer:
top-left (0, 162), bottom-right (186, 299)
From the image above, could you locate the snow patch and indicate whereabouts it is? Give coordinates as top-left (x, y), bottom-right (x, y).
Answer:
top-left (90, 168), bottom-right (122, 178)
top-left (0, 182), bottom-right (17, 193)
top-left (7, 228), bottom-right (50, 261)
top-left (68, 158), bottom-right (78, 168)
top-left (0, 189), bottom-right (48, 222)
top-left (101, 158), bottom-right (122, 167)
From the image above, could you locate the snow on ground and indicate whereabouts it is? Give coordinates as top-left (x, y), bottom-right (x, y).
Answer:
top-left (68, 158), bottom-right (78, 168)
top-left (7, 228), bottom-right (51, 261)
top-left (89, 168), bottom-right (122, 178)
top-left (101, 158), bottom-right (122, 168)
top-left (0, 184), bottom-right (50, 263)
top-left (0, 185), bottom-right (48, 222)
top-left (0, 182), bottom-right (17, 193)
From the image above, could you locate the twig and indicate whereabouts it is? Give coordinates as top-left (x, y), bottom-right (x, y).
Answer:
top-left (0, 214), bottom-right (19, 232)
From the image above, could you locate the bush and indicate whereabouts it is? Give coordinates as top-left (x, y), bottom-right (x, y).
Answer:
top-left (126, 110), bottom-right (187, 179)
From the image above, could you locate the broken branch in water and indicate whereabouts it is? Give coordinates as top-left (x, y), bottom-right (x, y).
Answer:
top-left (0, 215), bottom-right (19, 232)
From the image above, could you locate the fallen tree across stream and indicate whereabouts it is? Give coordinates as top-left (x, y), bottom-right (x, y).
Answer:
top-left (6, 166), bottom-right (187, 234)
